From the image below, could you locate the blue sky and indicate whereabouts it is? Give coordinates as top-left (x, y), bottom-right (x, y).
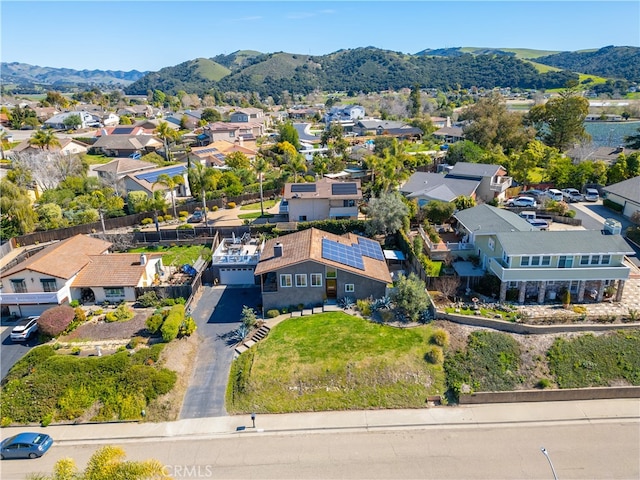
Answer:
top-left (2, 1), bottom-right (639, 71)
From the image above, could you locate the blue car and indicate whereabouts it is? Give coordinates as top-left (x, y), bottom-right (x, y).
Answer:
top-left (0, 432), bottom-right (53, 459)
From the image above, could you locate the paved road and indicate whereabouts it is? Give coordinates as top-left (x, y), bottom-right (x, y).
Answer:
top-left (3, 416), bottom-right (637, 479)
top-left (0, 318), bottom-right (40, 380)
top-left (180, 285), bottom-right (261, 418)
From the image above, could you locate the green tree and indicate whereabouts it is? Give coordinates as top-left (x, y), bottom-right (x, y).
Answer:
top-left (225, 151), bottom-right (250, 170)
top-left (119, 116), bottom-right (133, 125)
top-left (422, 200), bottom-right (455, 224)
top-left (321, 123), bottom-right (348, 159)
top-left (152, 174), bottom-right (184, 219)
top-left (527, 90), bottom-right (590, 151)
top-left (127, 191), bottom-right (150, 214)
top-left (624, 127), bottom-right (640, 150)
top-left (409, 84), bottom-right (421, 117)
top-left (607, 156), bottom-right (628, 184)
top-left (154, 121), bottom-right (178, 160)
top-left (37, 203), bottom-right (65, 230)
top-left (445, 140), bottom-right (487, 164)
top-left (152, 89), bottom-right (166, 107)
top-left (392, 273), bottom-right (430, 322)
top-left (29, 129), bottom-right (61, 150)
top-left (188, 163), bottom-right (221, 214)
top-left (43, 91), bottom-right (70, 109)
top-left (367, 192), bottom-right (409, 235)
top-left (0, 178), bottom-right (38, 239)
top-left (283, 153), bottom-right (307, 182)
top-left (278, 122), bottom-right (301, 150)
top-left (453, 195), bottom-right (476, 210)
top-left (201, 108), bottom-right (221, 123)
top-left (63, 114), bottom-right (82, 130)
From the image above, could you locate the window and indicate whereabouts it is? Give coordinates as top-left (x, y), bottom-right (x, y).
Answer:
top-left (40, 278), bottom-right (57, 292)
top-left (541, 256), bottom-right (551, 266)
top-left (280, 274), bottom-right (292, 288)
top-left (580, 256), bottom-right (590, 265)
top-left (521, 256), bottom-right (530, 266)
top-left (488, 238), bottom-right (495, 251)
top-left (508, 281), bottom-right (518, 288)
top-left (105, 287), bottom-right (125, 298)
top-left (343, 199), bottom-right (355, 207)
top-left (11, 279), bottom-right (27, 293)
top-left (590, 255), bottom-right (601, 265)
top-left (531, 256), bottom-right (540, 266)
top-left (310, 273), bottom-right (322, 287)
top-left (326, 268), bottom-right (337, 279)
top-left (345, 284), bottom-right (355, 293)
top-left (298, 215), bottom-right (307, 221)
top-left (558, 256), bottom-right (573, 268)
top-left (601, 255), bottom-right (611, 265)
top-left (295, 274), bottom-right (307, 287)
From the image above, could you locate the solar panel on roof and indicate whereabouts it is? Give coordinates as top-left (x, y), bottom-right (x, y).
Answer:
top-left (135, 165), bottom-right (186, 183)
top-left (291, 184), bottom-right (316, 193)
top-left (357, 238), bottom-right (385, 260)
top-left (331, 183), bottom-right (357, 195)
top-left (321, 238), bottom-right (365, 270)
top-left (113, 127), bottom-right (135, 134)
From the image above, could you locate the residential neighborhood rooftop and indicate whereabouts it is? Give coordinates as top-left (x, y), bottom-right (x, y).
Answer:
top-left (454, 204), bottom-right (535, 234)
top-left (495, 230), bottom-right (635, 256)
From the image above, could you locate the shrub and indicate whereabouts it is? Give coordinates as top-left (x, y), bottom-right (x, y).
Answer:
top-left (227, 202), bottom-right (236, 209)
top-left (240, 306), bottom-right (257, 329)
top-left (73, 307), bottom-right (86, 323)
top-left (38, 306), bottom-right (75, 337)
top-left (146, 313), bottom-right (164, 334)
top-left (163, 214), bottom-right (173, 221)
top-left (561, 289), bottom-right (571, 307)
top-left (179, 211), bottom-right (188, 217)
top-left (266, 309), bottom-right (280, 318)
top-left (178, 316), bottom-right (197, 337)
top-left (573, 305), bottom-right (587, 314)
top-left (141, 218), bottom-right (153, 225)
top-left (211, 206), bottom-right (219, 212)
top-left (69, 300), bottom-right (80, 308)
top-left (161, 298), bottom-right (176, 306)
top-left (356, 298), bottom-right (372, 317)
top-left (536, 378), bottom-right (552, 389)
top-left (104, 304), bottom-right (135, 323)
top-left (156, 215), bottom-right (164, 222)
top-left (161, 304), bottom-right (185, 342)
top-left (128, 336), bottom-right (144, 349)
top-left (71, 347), bottom-right (81, 355)
top-left (138, 291), bottom-right (159, 308)
top-left (40, 412), bottom-right (53, 427)
top-left (603, 198), bottom-right (624, 212)
top-left (425, 346), bottom-right (444, 364)
top-left (431, 329), bottom-right (450, 347)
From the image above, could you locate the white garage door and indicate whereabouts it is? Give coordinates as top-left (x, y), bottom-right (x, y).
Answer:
top-left (219, 267), bottom-right (256, 285)
top-left (623, 202), bottom-right (639, 220)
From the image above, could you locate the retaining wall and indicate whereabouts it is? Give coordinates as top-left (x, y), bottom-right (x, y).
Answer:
top-left (460, 386), bottom-right (640, 404)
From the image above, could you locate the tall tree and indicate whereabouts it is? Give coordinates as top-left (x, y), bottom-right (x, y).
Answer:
top-left (154, 121), bottom-right (177, 160)
top-left (527, 90), bottom-right (590, 151)
top-left (0, 178), bottom-right (38, 239)
top-left (624, 127), bottom-right (640, 150)
top-left (188, 163), bottom-right (220, 214)
top-left (409, 84), bottom-right (422, 117)
top-left (29, 129), bottom-right (61, 150)
top-left (284, 153), bottom-right (307, 182)
top-left (152, 173), bottom-right (184, 218)
top-left (278, 122), bottom-right (301, 150)
top-left (253, 155), bottom-right (270, 216)
top-left (366, 192), bottom-right (409, 235)
top-left (225, 151), bottom-right (250, 170)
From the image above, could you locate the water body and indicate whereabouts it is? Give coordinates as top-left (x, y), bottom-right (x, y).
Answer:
top-left (583, 121), bottom-right (640, 147)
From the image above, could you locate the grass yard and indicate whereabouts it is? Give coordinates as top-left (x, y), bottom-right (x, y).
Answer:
top-left (0, 344), bottom-right (176, 425)
top-left (444, 306), bottom-right (520, 322)
top-left (82, 153), bottom-right (112, 165)
top-left (227, 312), bottom-right (446, 413)
top-left (128, 245), bottom-right (207, 267)
top-left (237, 212), bottom-right (274, 220)
top-left (239, 200), bottom-right (278, 211)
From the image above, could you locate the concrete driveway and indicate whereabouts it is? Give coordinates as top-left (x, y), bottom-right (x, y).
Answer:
top-left (180, 285), bottom-right (261, 418)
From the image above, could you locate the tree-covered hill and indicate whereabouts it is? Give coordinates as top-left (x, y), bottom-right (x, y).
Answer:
top-left (0, 62), bottom-right (146, 86)
top-left (535, 46), bottom-right (640, 82)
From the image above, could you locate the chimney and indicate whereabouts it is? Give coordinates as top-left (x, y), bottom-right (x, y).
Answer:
top-left (237, 136), bottom-right (244, 147)
top-left (446, 116), bottom-right (451, 128)
top-left (140, 254), bottom-right (147, 266)
top-left (274, 242), bottom-right (283, 257)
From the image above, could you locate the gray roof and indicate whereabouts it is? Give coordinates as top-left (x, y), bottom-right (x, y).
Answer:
top-left (356, 119), bottom-right (405, 129)
top-left (448, 162), bottom-right (503, 179)
top-left (433, 126), bottom-right (464, 137)
top-left (496, 230), bottom-right (635, 256)
top-left (602, 175), bottom-right (640, 204)
top-left (400, 172), bottom-right (479, 202)
top-left (454, 204), bottom-right (534, 234)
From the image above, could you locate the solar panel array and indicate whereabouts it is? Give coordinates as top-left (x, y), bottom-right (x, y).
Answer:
top-left (291, 184), bottom-right (316, 193)
top-left (331, 183), bottom-right (358, 195)
top-left (135, 165), bottom-right (186, 183)
top-left (113, 127), bottom-right (135, 135)
top-left (196, 147), bottom-right (221, 155)
top-left (321, 237), bottom-right (384, 270)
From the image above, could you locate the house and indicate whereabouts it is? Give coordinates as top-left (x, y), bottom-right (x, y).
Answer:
top-left (117, 104), bottom-right (155, 118)
top-left (71, 252), bottom-right (164, 304)
top-left (123, 164), bottom-right (190, 198)
top-left (400, 172), bottom-right (480, 206)
top-left (43, 111), bottom-right (99, 129)
top-left (10, 138), bottom-right (89, 157)
top-left (94, 126), bottom-right (146, 137)
top-left (324, 105), bottom-right (365, 123)
top-left (446, 162), bottom-right (512, 202)
top-left (92, 158), bottom-right (157, 194)
top-left (565, 145), bottom-right (639, 165)
top-left (282, 178), bottom-right (362, 222)
top-left (0, 235), bottom-right (112, 316)
top-left (453, 205), bottom-right (635, 304)
top-left (254, 228), bottom-right (392, 312)
top-left (602, 175), bottom-right (640, 219)
top-left (287, 106), bottom-right (322, 120)
top-left (190, 140), bottom-right (257, 167)
top-left (90, 134), bottom-right (163, 157)
top-left (101, 113), bottom-right (121, 126)
top-left (209, 233), bottom-right (264, 285)
top-left (166, 110), bottom-right (202, 130)
top-left (432, 125), bottom-right (465, 143)
top-left (229, 107), bottom-right (267, 124)
top-left (353, 119), bottom-right (422, 139)
top-left (202, 121), bottom-right (264, 143)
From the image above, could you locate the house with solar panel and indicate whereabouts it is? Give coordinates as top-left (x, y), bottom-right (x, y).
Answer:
top-left (281, 178), bottom-right (362, 222)
top-left (123, 164), bottom-right (191, 198)
top-left (254, 228), bottom-right (392, 311)
top-left (91, 134), bottom-right (163, 158)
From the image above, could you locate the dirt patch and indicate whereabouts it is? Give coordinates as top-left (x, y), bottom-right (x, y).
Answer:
top-left (59, 309), bottom-right (153, 342)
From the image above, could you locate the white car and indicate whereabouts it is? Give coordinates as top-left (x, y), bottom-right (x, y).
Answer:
top-left (584, 188), bottom-right (599, 202)
top-left (507, 196), bottom-right (537, 208)
top-left (561, 188), bottom-right (583, 202)
top-left (10, 316), bottom-right (39, 342)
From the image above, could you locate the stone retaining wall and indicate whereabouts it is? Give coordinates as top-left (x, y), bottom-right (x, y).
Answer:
top-left (460, 386), bottom-right (640, 404)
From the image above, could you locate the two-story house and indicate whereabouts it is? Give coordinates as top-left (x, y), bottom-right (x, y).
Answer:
top-left (254, 228), bottom-right (391, 312)
top-left (282, 178), bottom-right (362, 222)
top-left (445, 162), bottom-right (512, 202)
top-left (123, 164), bottom-right (190, 198)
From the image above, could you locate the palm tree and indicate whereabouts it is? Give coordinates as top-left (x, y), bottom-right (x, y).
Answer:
top-left (188, 163), bottom-right (220, 215)
top-left (28, 128), bottom-right (61, 150)
top-left (152, 173), bottom-right (184, 218)
top-left (154, 121), bottom-right (176, 160)
top-left (284, 153), bottom-right (307, 183)
top-left (253, 155), bottom-right (270, 216)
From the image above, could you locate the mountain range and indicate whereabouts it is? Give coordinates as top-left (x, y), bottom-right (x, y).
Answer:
top-left (2, 46), bottom-right (638, 96)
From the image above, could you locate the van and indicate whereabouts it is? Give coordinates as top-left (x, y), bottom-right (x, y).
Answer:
top-left (546, 189), bottom-right (564, 202)
top-left (584, 188), bottom-right (599, 202)
top-left (519, 211), bottom-right (537, 221)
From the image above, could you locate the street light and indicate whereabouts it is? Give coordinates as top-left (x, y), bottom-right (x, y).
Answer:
top-left (540, 447), bottom-right (558, 480)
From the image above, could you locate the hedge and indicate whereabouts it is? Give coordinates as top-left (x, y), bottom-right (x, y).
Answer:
top-left (38, 306), bottom-right (75, 337)
top-left (603, 198), bottom-right (624, 212)
top-left (160, 304), bottom-right (185, 342)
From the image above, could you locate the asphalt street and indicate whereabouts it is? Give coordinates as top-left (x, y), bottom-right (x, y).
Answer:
top-left (0, 318), bottom-right (40, 380)
top-left (180, 285), bottom-right (261, 418)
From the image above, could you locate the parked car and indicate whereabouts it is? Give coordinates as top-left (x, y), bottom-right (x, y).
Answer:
top-left (187, 210), bottom-right (205, 223)
top-left (584, 188), bottom-right (600, 202)
top-left (527, 219), bottom-right (549, 230)
top-left (0, 432), bottom-right (53, 459)
top-left (10, 316), bottom-right (39, 342)
top-left (546, 188), bottom-right (564, 202)
top-left (561, 188), bottom-right (583, 202)
top-left (506, 196), bottom-right (537, 208)
top-left (521, 189), bottom-right (545, 199)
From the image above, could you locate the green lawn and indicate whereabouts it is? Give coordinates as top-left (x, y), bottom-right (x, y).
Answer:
top-left (82, 153), bottom-right (112, 165)
top-left (128, 245), bottom-right (207, 266)
top-left (237, 212), bottom-right (274, 220)
top-left (227, 312), bottom-right (445, 413)
top-left (239, 200), bottom-right (277, 211)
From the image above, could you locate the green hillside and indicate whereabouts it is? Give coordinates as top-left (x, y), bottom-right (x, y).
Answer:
top-left (192, 58), bottom-right (230, 81)
top-left (237, 52), bottom-right (313, 81)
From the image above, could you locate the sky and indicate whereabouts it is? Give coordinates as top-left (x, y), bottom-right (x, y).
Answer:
top-left (2, 1), bottom-right (639, 72)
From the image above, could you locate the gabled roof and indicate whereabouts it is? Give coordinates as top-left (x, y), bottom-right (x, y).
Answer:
top-left (254, 228), bottom-right (391, 284)
top-left (447, 162), bottom-right (504, 179)
top-left (72, 253), bottom-right (163, 287)
top-left (602, 175), bottom-right (640, 204)
top-left (1, 235), bottom-right (112, 280)
top-left (433, 126), bottom-right (464, 138)
top-left (93, 158), bottom-right (157, 175)
top-left (454, 204), bottom-right (535, 234)
top-left (400, 172), bottom-right (478, 202)
top-left (496, 230), bottom-right (634, 256)
top-left (92, 134), bottom-right (162, 150)
top-left (125, 164), bottom-right (187, 191)
top-left (284, 178), bottom-right (362, 200)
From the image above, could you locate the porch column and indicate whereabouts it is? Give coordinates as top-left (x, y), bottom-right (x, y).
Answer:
top-left (537, 281), bottom-right (546, 304)
top-left (596, 280), bottom-right (605, 302)
top-left (577, 280), bottom-right (586, 303)
top-left (518, 281), bottom-right (527, 304)
top-left (615, 279), bottom-right (626, 302)
top-left (499, 281), bottom-right (508, 303)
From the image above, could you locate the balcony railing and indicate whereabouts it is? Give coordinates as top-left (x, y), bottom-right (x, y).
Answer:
top-left (0, 290), bottom-right (65, 305)
top-left (488, 257), bottom-right (630, 282)
top-left (489, 176), bottom-right (513, 192)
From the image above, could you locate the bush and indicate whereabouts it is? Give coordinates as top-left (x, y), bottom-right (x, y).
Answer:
top-left (356, 298), bottom-right (372, 317)
top-left (38, 306), bottom-right (75, 337)
top-left (431, 329), bottom-right (450, 347)
top-left (138, 291), bottom-right (159, 308)
top-left (141, 218), bottom-right (153, 225)
top-left (227, 202), bottom-right (236, 209)
top-left (179, 211), bottom-right (188, 217)
top-left (74, 307), bottom-right (86, 323)
top-left (603, 198), bottom-right (624, 212)
top-left (266, 309), bottom-right (280, 318)
top-left (146, 313), bottom-right (164, 334)
top-left (163, 214), bottom-right (173, 221)
top-left (160, 304), bottom-right (185, 342)
top-left (69, 300), bottom-right (80, 308)
top-left (425, 346), bottom-right (444, 364)
top-left (104, 304), bottom-right (135, 323)
top-left (211, 206), bottom-right (219, 212)
top-left (71, 347), bottom-right (81, 355)
top-left (178, 316), bottom-right (197, 337)
top-left (240, 306), bottom-right (257, 329)
top-left (161, 298), bottom-right (176, 306)
top-left (536, 378), bottom-right (552, 389)
top-left (156, 215), bottom-right (164, 222)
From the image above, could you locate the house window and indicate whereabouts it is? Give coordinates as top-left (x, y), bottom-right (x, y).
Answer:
top-left (345, 284), bottom-right (355, 293)
top-left (105, 287), bottom-right (125, 298)
top-left (601, 255), bottom-right (611, 265)
top-left (521, 256), bottom-right (530, 266)
top-left (590, 255), bottom-right (601, 265)
top-left (558, 256), bottom-right (573, 268)
top-left (11, 279), bottom-right (27, 293)
top-left (343, 199), bottom-right (355, 207)
top-left (40, 278), bottom-right (57, 292)
top-left (310, 273), bottom-right (322, 287)
top-left (280, 274), bottom-right (292, 288)
top-left (488, 238), bottom-right (495, 251)
top-left (295, 274), bottom-right (307, 287)
top-left (541, 256), bottom-right (551, 266)
top-left (531, 256), bottom-right (540, 266)
top-left (298, 215), bottom-right (307, 221)
top-left (580, 255), bottom-right (590, 265)
top-left (508, 281), bottom-right (518, 288)
top-left (326, 268), bottom-right (337, 279)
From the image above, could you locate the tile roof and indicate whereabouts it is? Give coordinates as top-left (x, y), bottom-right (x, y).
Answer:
top-left (603, 175), bottom-right (640, 204)
top-left (72, 253), bottom-right (163, 287)
top-left (254, 228), bottom-right (391, 284)
top-left (496, 230), bottom-right (635, 256)
top-left (1, 235), bottom-right (112, 280)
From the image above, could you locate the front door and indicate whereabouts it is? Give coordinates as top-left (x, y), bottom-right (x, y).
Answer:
top-left (326, 279), bottom-right (337, 298)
